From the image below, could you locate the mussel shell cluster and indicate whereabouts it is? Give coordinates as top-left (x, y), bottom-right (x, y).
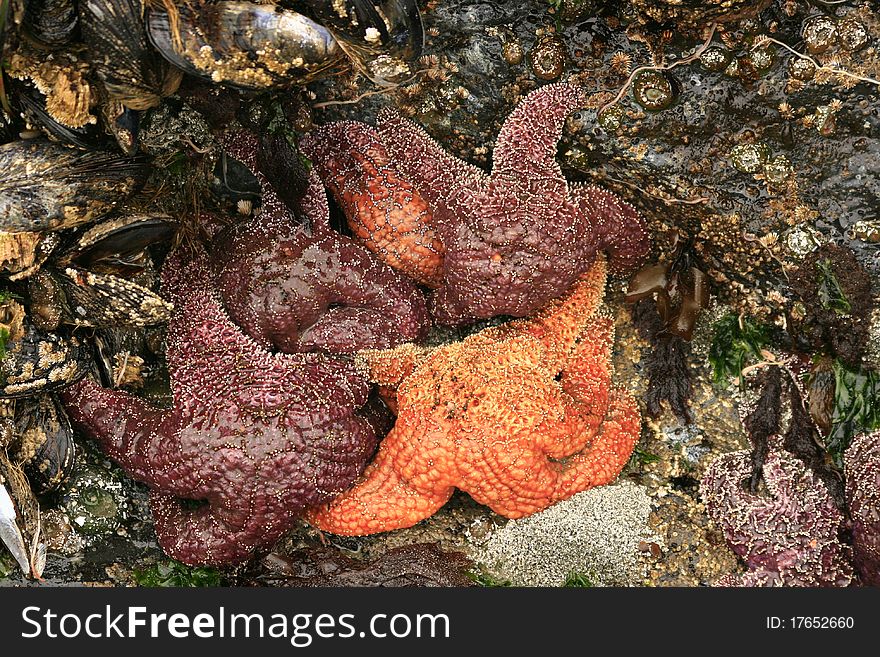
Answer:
top-left (22, 0), bottom-right (79, 48)
top-left (13, 395), bottom-right (77, 495)
top-left (80, 0), bottom-right (183, 110)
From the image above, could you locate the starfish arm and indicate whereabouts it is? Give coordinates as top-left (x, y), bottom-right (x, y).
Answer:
top-left (150, 492), bottom-right (288, 566)
top-left (552, 388), bottom-right (641, 499)
top-left (298, 168), bottom-right (332, 233)
top-left (539, 316), bottom-right (615, 458)
top-left (305, 428), bottom-right (452, 535)
top-left (490, 82), bottom-right (588, 181)
top-left (301, 122), bottom-right (444, 285)
top-left (517, 257), bottom-right (608, 372)
top-left (569, 183), bottom-right (651, 274)
top-left (376, 108), bottom-right (488, 222)
top-left (60, 378), bottom-right (170, 486)
top-left (354, 343), bottom-right (433, 388)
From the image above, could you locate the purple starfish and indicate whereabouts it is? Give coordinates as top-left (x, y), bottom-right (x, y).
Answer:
top-left (214, 131), bottom-right (430, 354)
top-left (304, 82), bottom-right (650, 326)
top-left (60, 244), bottom-right (379, 565)
top-left (701, 441), bottom-right (854, 587)
top-left (846, 430), bottom-right (880, 586)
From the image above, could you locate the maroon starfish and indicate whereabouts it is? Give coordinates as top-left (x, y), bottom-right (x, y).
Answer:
top-left (60, 243), bottom-right (379, 565)
top-left (304, 82), bottom-right (650, 326)
top-left (213, 131), bottom-right (429, 354)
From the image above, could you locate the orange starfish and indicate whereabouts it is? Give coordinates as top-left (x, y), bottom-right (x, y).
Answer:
top-left (306, 258), bottom-right (641, 535)
top-left (300, 122), bottom-right (445, 288)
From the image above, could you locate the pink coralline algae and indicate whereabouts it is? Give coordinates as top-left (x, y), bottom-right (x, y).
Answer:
top-left (701, 443), bottom-right (855, 587)
top-left (302, 82), bottom-right (650, 326)
top-left (846, 430), bottom-right (880, 586)
top-left (214, 130), bottom-right (430, 354)
top-left (60, 245), bottom-right (380, 565)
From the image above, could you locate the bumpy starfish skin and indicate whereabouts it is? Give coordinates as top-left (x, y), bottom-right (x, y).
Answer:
top-left (214, 131), bottom-right (430, 354)
top-left (304, 83), bottom-right (650, 326)
top-left (307, 258), bottom-right (642, 535)
top-left (60, 246), bottom-right (379, 565)
top-left (702, 444), bottom-right (854, 587)
top-left (300, 123), bottom-right (445, 287)
top-left (846, 430), bottom-right (880, 586)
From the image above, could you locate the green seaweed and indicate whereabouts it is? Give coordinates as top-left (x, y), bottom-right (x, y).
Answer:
top-left (132, 560), bottom-right (223, 587)
top-left (561, 571), bottom-right (593, 587)
top-left (468, 570), bottom-right (511, 587)
top-left (708, 314), bottom-right (771, 385)
top-left (827, 359), bottom-right (880, 466)
top-left (816, 258), bottom-right (851, 316)
top-left (628, 444), bottom-right (660, 468)
top-left (0, 289), bottom-right (19, 363)
top-left (0, 550), bottom-right (14, 578)
top-left (0, 324), bottom-right (9, 362)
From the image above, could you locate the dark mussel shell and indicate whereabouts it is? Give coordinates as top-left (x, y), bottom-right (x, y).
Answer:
top-left (67, 213), bottom-right (176, 273)
top-left (210, 151), bottom-right (262, 212)
top-left (0, 316), bottom-right (90, 398)
top-left (145, 0), bottom-right (346, 90)
top-left (11, 78), bottom-right (105, 149)
top-left (80, 0), bottom-right (182, 110)
top-left (26, 214), bottom-right (176, 329)
top-left (300, 0), bottom-right (424, 82)
top-left (23, 0), bottom-right (78, 48)
top-left (14, 394), bottom-right (76, 495)
top-left (0, 139), bottom-right (149, 233)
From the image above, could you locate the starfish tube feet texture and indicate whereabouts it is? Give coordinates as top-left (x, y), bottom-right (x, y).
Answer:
top-left (350, 81), bottom-right (651, 325)
top-left (846, 430), bottom-right (880, 585)
top-left (212, 196), bottom-right (431, 354)
top-left (306, 258), bottom-right (642, 535)
top-left (61, 245), bottom-right (380, 565)
top-left (300, 122), bottom-right (445, 287)
top-left (214, 131), bottom-right (430, 354)
top-left (701, 443), bottom-right (855, 587)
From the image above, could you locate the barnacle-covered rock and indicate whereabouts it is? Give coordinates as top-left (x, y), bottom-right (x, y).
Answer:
top-left (701, 444), bottom-right (854, 587)
top-left (6, 50), bottom-right (95, 131)
top-left (80, 0), bottom-right (182, 110)
top-left (0, 139), bottom-right (148, 233)
top-left (145, 0), bottom-right (345, 90)
top-left (845, 430), bottom-right (880, 586)
top-left (0, 231), bottom-right (47, 275)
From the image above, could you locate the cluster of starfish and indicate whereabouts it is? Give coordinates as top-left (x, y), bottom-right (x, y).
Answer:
top-left (301, 82), bottom-right (650, 325)
top-left (62, 83), bottom-right (649, 564)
